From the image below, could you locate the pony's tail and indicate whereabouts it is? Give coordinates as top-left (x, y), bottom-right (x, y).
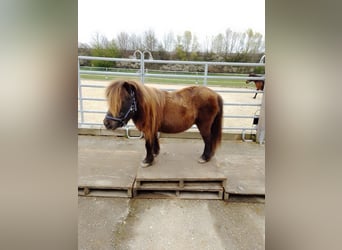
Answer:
top-left (211, 95), bottom-right (223, 154)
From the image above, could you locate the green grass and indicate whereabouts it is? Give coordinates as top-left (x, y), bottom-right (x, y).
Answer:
top-left (79, 69), bottom-right (254, 89)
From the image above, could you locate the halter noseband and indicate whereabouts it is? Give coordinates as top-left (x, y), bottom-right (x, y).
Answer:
top-left (105, 89), bottom-right (137, 127)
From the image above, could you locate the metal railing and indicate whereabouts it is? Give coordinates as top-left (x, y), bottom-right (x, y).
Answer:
top-left (78, 54), bottom-right (265, 140)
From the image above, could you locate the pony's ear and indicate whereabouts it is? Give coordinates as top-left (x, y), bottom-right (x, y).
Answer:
top-left (123, 81), bottom-right (136, 94)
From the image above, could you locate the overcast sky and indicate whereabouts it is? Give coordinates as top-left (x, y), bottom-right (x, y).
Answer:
top-left (78, 0), bottom-right (265, 44)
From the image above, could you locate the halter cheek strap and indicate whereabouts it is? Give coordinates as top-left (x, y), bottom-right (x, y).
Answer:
top-left (105, 89), bottom-right (137, 127)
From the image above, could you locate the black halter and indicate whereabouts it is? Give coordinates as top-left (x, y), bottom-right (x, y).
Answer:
top-left (105, 89), bottom-right (137, 127)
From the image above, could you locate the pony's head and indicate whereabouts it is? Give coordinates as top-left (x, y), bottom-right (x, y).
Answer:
top-left (246, 73), bottom-right (259, 84)
top-left (103, 81), bottom-right (137, 130)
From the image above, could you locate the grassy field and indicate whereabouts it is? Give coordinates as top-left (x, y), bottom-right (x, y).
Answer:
top-left (80, 70), bottom-right (255, 89)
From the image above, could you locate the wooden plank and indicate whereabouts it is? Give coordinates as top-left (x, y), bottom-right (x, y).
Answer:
top-left (136, 183), bottom-right (223, 191)
top-left (133, 189), bottom-right (223, 200)
top-left (78, 176), bottom-right (133, 190)
top-left (133, 181), bottom-right (224, 200)
top-left (78, 188), bottom-right (132, 198)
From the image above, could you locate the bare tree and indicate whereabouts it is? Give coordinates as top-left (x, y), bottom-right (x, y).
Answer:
top-left (90, 31), bottom-right (109, 49)
top-left (162, 31), bottom-right (175, 52)
top-left (212, 33), bottom-right (224, 55)
top-left (223, 28), bottom-right (233, 55)
top-left (84, 28), bottom-right (265, 58)
top-left (236, 32), bottom-right (247, 53)
top-left (182, 31), bottom-right (192, 53)
top-left (116, 32), bottom-right (130, 52)
top-left (229, 32), bottom-right (239, 53)
top-left (244, 28), bottom-right (264, 53)
top-left (89, 32), bottom-right (118, 66)
top-left (143, 29), bottom-right (158, 51)
top-left (129, 34), bottom-right (142, 50)
top-left (191, 34), bottom-right (200, 52)
top-left (202, 35), bottom-right (212, 54)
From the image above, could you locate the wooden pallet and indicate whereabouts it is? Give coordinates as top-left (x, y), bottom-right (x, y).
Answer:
top-left (133, 178), bottom-right (226, 200)
top-left (132, 145), bottom-right (228, 199)
top-left (78, 185), bottom-right (133, 198)
top-left (78, 176), bottom-right (135, 198)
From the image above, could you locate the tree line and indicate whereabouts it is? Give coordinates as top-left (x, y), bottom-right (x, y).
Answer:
top-left (78, 28), bottom-right (265, 67)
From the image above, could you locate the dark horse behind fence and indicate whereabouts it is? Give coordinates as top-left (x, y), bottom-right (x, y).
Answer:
top-left (246, 73), bottom-right (265, 99)
top-left (103, 80), bottom-right (223, 167)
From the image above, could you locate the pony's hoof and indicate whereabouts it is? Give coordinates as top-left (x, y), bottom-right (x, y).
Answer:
top-left (198, 157), bottom-right (209, 164)
top-left (141, 161), bottom-right (153, 168)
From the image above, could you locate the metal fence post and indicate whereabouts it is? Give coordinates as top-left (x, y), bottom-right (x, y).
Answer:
top-left (256, 84), bottom-right (265, 144)
top-left (204, 63), bottom-right (208, 86)
top-left (141, 53), bottom-right (145, 84)
top-left (78, 58), bottom-right (84, 124)
top-left (133, 50), bottom-right (153, 84)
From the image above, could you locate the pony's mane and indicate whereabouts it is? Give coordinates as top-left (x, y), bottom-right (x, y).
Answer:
top-left (105, 80), bottom-right (165, 140)
top-left (105, 81), bottom-right (130, 116)
top-left (128, 81), bottom-right (165, 140)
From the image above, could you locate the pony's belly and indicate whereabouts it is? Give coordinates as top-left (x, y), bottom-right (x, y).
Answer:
top-left (159, 122), bottom-right (194, 134)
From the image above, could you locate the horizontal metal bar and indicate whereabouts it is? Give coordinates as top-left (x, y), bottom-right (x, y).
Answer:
top-left (78, 122), bottom-right (257, 131)
top-left (140, 59), bottom-right (264, 67)
top-left (80, 70), bottom-right (140, 76)
top-left (223, 127), bottom-right (257, 130)
top-left (224, 103), bottom-right (261, 106)
top-left (78, 87), bottom-right (264, 97)
top-left (144, 73), bottom-right (264, 81)
top-left (78, 110), bottom-right (106, 114)
top-left (78, 109), bottom-right (259, 119)
top-left (79, 84), bottom-right (107, 88)
top-left (144, 73), bottom-right (200, 79)
top-left (79, 85), bottom-right (264, 94)
top-left (80, 71), bottom-right (264, 81)
top-left (224, 115), bottom-right (258, 119)
top-left (78, 56), bottom-right (265, 67)
top-left (78, 56), bottom-right (140, 63)
top-left (78, 122), bottom-right (103, 126)
top-left (78, 98), bottom-right (105, 101)
top-left (215, 89), bottom-right (264, 94)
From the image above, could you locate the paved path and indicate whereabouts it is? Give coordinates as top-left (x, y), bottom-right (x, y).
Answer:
top-left (79, 197), bottom-right (264, 250)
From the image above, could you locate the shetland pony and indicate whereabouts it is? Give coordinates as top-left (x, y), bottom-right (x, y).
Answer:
top-left (103, 80), bottom-right (223, 167)
top-left (246, 73), bottom-right (265, 99)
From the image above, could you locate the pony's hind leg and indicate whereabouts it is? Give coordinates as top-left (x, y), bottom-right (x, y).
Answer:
top-left (198, 135), bottom-right (212, 163)
top-left (196, 123), bottom-right (213, 163)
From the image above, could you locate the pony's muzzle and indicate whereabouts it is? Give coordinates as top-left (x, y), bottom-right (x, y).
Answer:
top-left (103, 118), bottom-right (120, 130)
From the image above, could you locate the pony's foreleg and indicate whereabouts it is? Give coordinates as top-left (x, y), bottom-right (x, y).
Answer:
top-left (141, 138), bottom-right (155, 168)
top-left (141, 135), bottom-right (159, 167)
top-left (152, 136), bottom-right (160, 156)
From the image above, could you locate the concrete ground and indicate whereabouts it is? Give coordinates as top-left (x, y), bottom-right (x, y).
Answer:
top-left (78, 135), bottom-right (265, 249)
top-left (79, 197), bottom-right (264, 250)
top-left (78, 135), bottom-right (265, 197)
